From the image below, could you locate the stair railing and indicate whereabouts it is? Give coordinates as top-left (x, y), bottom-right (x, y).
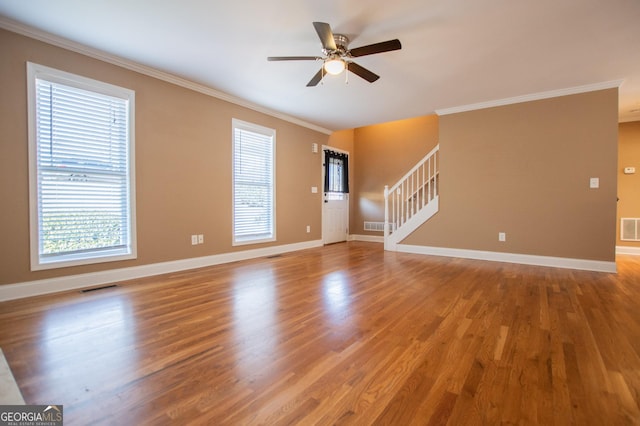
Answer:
top-left (384, 144), bottom-right (439, 248)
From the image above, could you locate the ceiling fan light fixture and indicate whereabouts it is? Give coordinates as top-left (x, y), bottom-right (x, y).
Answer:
top-left (324, 58), bottom-right (345, 75)
top-left (268, 22), bottom-right (401, 87)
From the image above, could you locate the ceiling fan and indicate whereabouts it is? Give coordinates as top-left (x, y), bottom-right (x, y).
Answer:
top-left (267, 22), bottom-right (402, 87)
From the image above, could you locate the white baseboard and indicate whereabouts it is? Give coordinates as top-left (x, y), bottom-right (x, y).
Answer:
top-left (0, 240), bottom-right (323, 302)
top-left (616, 245), bottom-right (640, 255)
top-left (395, 244), bottom-right (617, 273)
top-left (349, 234), bottom-right (384, 243)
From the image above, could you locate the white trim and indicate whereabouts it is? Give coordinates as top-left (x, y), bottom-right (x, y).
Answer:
top-left (435, 80), bottom-right (624, 116)
top-left (394, 244), bottom-right (617, 273)
top-left (0, 348), bottom-right (25, 405)
top-left (386, 197), bottom-right (439, 247)
top-left (616, 245), bottom-right (640, 256)
top-left (27, 62), bottom-right (137, 270)
top-left (0, 240), bottom-right (323, 302)
top-left (0, 17), bottom-right (333, 135)
top-left (322, 145), bottom-right (350, 156)
top-left (231, 119), bottom-right (276, 246)
top-left (350, 234), bottom-right (384, 243)
top-left (619, 117), bottom-right (640, 124)
top-left (321, 145), bottom-right (350, 245)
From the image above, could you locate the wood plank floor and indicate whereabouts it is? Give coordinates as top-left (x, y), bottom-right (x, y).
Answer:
top-left (1, 242), bottom-right (640, 425)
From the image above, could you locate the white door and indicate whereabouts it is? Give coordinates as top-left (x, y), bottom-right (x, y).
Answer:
top-left (322, 148), bottom-right (349, 244)
top-left (323, 193), bottom-right (349, 244)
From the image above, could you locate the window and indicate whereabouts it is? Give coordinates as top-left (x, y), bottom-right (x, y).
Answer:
top-left (324, 150), bottom-right (349, 201)
top-left (27, 63), bottom-right (136, 270)
top-left (232, 119), bottom-right (275, 245)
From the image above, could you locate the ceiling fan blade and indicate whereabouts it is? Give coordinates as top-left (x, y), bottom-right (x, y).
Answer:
top-left (349, 39), bottom-right (402, 57)
top-left (347, 62), bottom-right (380, 83)
top-left (306, 69), bottom-right (324, 87)
top-left (268, 56), bottom-right (323, 61)
top-left (313, 22), bottom-right (337, 51)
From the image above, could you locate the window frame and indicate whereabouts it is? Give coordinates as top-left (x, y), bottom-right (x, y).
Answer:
top-left (324, 149), bottom-right (349, 201)
top-left (231, 118), bottom-right (276, 246)
top-left (27, 62), bottom-right (137, 270)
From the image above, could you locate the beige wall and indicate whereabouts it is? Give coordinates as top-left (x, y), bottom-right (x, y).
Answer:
top-left (403, 89), bottom-right (619, 261)
top-left (352, 115), bottom-right (439, 235)
top-left (0, 29), bottom-right (328, 285)
top-left (617, 121), bottom-right (640, 247)
top-left (0, 28), bottom-right (623, 286)
top-left (327, 129), bottom-right (354, 153)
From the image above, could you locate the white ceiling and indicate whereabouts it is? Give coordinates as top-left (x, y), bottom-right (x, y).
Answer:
top-left (1, 0), bottom-right (640, 131)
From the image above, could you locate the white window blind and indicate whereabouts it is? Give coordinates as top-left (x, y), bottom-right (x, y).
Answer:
top-left (232, 119), bottom-right (275, 245)
top-left (28, 63), bottom-right (136, 270)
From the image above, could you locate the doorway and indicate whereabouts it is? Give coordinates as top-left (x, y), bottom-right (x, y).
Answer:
top-left (322, 148), bottom-right (349, 244)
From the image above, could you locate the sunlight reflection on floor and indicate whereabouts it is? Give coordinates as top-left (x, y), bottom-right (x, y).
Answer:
top-left (322, 271), bottom-right (352, 323)
top-left (232, 267), bottom-right (279, 381)
top-left (41, 296), bottom-right (137, 396)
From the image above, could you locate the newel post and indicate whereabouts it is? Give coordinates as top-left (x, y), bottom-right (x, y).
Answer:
top-left (384, 185), bottom-right (389, 249)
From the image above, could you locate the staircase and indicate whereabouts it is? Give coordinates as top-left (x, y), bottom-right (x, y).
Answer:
top-left (384, 144), bottom-right (439, 250)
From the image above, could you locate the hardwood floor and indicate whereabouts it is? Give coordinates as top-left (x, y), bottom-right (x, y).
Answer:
top-left (1, 242), bottom-right (639, 425)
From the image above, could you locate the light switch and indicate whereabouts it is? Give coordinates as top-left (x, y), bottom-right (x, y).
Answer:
top-left (311, 186), bottom-right (318, 193)
top-left (590, 177), bottom-right (599, 189)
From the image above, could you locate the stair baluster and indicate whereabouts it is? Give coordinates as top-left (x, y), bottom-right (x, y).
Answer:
top-left (384, 144), bottom-right (439, 250)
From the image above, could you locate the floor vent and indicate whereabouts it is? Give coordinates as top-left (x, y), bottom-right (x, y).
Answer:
top-left (266, 254), bottom-right (282, 259)
top-left (364, 221), bottom-right (385, 232)
top-left (621, 218), bottom-right (640, 241)
top-left (81, 284), bottom-right (118, 293)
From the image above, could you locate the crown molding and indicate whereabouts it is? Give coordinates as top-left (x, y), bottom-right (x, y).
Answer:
top-left (435, 80), bottom-right (624, 116)
top-left (0, 17), bottom-right (333, 135)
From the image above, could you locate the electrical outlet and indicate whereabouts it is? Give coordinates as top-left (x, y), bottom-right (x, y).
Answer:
top-left (590, 177), bottom-right (599, 189)
top-left (498, 232), bottom-right (506, 242)
top-left (306, 225), bottom-right (311, 233)
top-left (198, 234), bottom-right (204, 244)
top-left (191, 235), bottom-right (198, 245)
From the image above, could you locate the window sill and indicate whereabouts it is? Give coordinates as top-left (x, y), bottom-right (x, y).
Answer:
top-left (31, 249), bottom-right (137, 271)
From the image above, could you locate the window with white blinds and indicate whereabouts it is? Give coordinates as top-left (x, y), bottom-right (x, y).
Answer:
top-left (232, 119), bottom-right (275, 245)
top-left (27, 63), bottom-right (136, 270)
